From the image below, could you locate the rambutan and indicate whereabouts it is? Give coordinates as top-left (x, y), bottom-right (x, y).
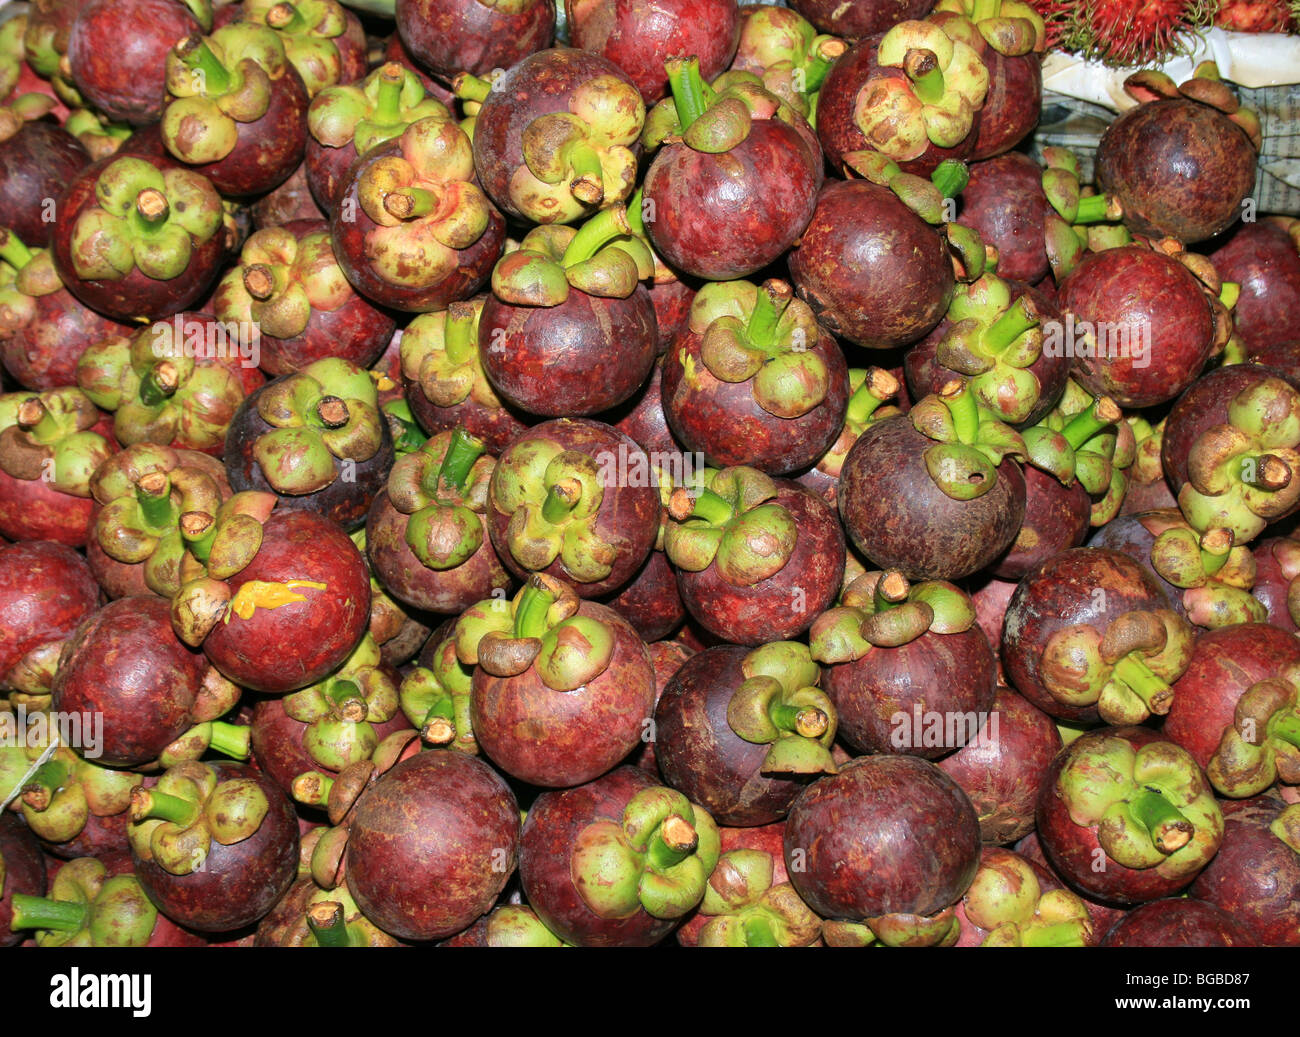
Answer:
top-left (1213, 0), bottom-right (1296, 32)
top-left (1023, 0), bottom-right (1075, 47)
top-left (1064, 0), bottom-right (1217, 66)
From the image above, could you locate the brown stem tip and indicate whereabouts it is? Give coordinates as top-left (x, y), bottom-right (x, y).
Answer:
top-left (316, 396), bottom-right (350, 428)
top-left (661, 815), bottom-right (698, 853)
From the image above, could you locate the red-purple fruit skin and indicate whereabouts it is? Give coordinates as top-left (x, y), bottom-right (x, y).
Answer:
top-left (202, 510), bottom-right (371, 694)
top-left (40, 810), bottom-right (134, 868)
top-left (51, 154), bottom-right (226, 322)
top-left (789, 180), bottom-right (954, 350)
top-left (479, 286), bottom-right (657, 417)
top-left (1097, 98), bottom-right (1257, 245)
top-left (654, 645), bottom-right (815, 826)
top-left (471, 49), bottom-right (638, 223)
top-left (472, 601), bottom-right (654, 788)
top-left (396, 0), bottom-right (556, 81)
top-left (1002, 548), bottom-right (1175, 724)
top-left (330, 140), bottom-right (505, 313)
top-left (345, 749), bottom-right (520, 941)
top-left (67, 0), bottom-right (204, 125)
top-left (788, 0), bottom-right (934, 43)
top-left (988, 466), bottom-right (1091, 581)
top-left (133, 761), bottom-right (299, 934)
top-left (644, 119), bottom-right (819, 282)
top-left (51, 596), bottom-right (208, 767)
top-left (0, 467), bottom-right (98, 548)
top-left (487, 419), bottom-right (662, 598)
top-left (1191, 791), bottom-right (1300, 946)
top-left (661, 320), bottom-right (849, 475)
top-left (1037, 726), bottom-right (1214, 906)
top-left (956, 153), bottom-right (1049, 285)
top-left (970, 50), bottom-right (1041, 161)
top-left (970, 575), bottom-right (1017, 657)
top-left (567, 0), bottom-right (740, 103)
top-left (258, 288), bottom-right (397, 377)
top-left (837, 414), bottom-right (1026, 581)
top-left (937, 687), bottom-right (1062, 844)
top-left (1164, 622), bottom-right (1300, 777)
top-left (0, 814), bottom-right (47, 947)
top-left (0, 122), bottom-right (90, 247)
top-left (0, 540), bottom-right (101, 688)
top-left (825, 626), bottom-right (997, 760)
top-left (633, 637), bottom-right (695, 773)
top-left (1085, 512), bottom-right (1187, 620)
top-left (251, 161), bottom-right (327, 230)
top-left (783, 754), bottom-right (981, 920)
top-left (647, 278), bottom-right (695, 354)
top-left (1100, 898), bottom-right (1254, 947)
top-left (1210, 221), bottom-right (1300, 354)
top-left (1251, 537), bottom-right (1298, 632)
top-left (602, 549), bottom-right (686, 643)
top-left (1059, 245), bottom-right (1214, 409)
top-left (1, 287), bottom-right (131, 391)
top-left (520, 765), bottom-right (686, 946)
top-left (608, 358), bottom-right (682, 459)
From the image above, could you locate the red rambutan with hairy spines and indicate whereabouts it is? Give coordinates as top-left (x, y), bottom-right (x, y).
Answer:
top-left (1025, 0), bottom-right (1076, 47)
top-left (1063, 0), bottom-right (1217, 65)
top-left (1214, 0), bottom-right (1296, 32)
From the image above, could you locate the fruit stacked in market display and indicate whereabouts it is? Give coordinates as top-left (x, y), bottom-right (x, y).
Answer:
top-left (2, 0), bottom-right (1300, 949)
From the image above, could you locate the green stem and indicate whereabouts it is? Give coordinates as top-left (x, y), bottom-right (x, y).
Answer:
top-left (940, 381), bottom-right (979, 444)
top-left (373, 64), bottom-right (406, 126)
top-left (16, 398), bottom-right (60, 441)
top-left (1060, 401), bottom-right (1117, 451)
top-left (307, 902), bottom-right (352, 947)
top-left (139, 362), bottom-right (180, 407)
top-left (443, 303), bottom-right (477, 365)
top-left (907, 58), bottom-right (945, 106)
top-left (930, 159), bottom-right (969, 200)
top-left (1019, 920), bottom-right (1088, 948)
top-left (325, 679), bottom-right (366, 722)
top-left (1220, 281), bottom-right (1240, 308)
top-left (1269, 712), bottom-right (1300, 749)
top-left (743, 913), bottom-right (780, 947)
top-left (264, 2), bottom-right (308, 34)
top-left (128, 192), bottom-right (171, 238)
top-left (645, 818), bottom-right (697, 871)
top-left (208, 720), bottom-right (250, 759)
top-left (9, 894), bottom-right (88, 933)
top-left (0, 228), bottom-right (31, 270)
top-left (21, 759), bottom-right (71, 811)
top-left (768, 701), bottom-right (828, 739)
top-left (874, 570), bottom-right (910, 611)
top-left (136, 474), bottom-right (174, 529)
top-left (1241, 453), bottom-right (1293, 491)
top-left (666, 57), bottom-right (709, 133)
top-left (746, 282), bottom-right (788, 352)
top-left (625, 187), bottom-right (646, 237)
top-left (561, 206), bottom-right (631, 267)
top-left (421, 694), bottom-right (457, 746)
top-left (514, 582), bottom-right (558, 640)
top-left (802, 40), bottom-right (844, 95)
top-left (541, 478), bottom-right (583, 524)
top-left (176, 36), bottom-right (231, 96)
top-left (846, 380), bottom-right (888, 426)
top-left (562, 142), bottom-right (604, 203)
top-left (180, 513), bottom-right (217, 562)
top-left (982, 296), bottom-right (1038, 354)
top-left (1111, 653), bottom-right (1171, 712)
top-left (383, 402), bottom-right (424, 455)
top-left (453, 73), bottom-right (493, 104)
top-left (684, 487), bottom-right (735, 526)
top-left (437, 428), bottom-right (486, 495)
top-left (1128, 788), bottom-right (1194, 853)
top-left (1199, 529), bottom-right (1232, 578)
top-left (291, 771), bottom-right (333, 808)
top-left (133, 788), bottom-right (200, 828)
top-left (384, 186), bottom-right (440, 220)
top-left (1073, 193), bottom-right (1114, 225)
top-left (971, 0), bottom-right (998, 23)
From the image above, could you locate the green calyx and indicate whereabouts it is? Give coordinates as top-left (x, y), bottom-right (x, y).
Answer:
top-left (733, 6), bottom-right (845, 120)
top-left (253, 357), bottom-right (382, 494)
top-left (1178, 377), bottom-right (1300, 544)
top-left (459, 575), bottom-right (616, 692)
top-left (693, 279), bottom-right (830, 419)
top-left (1204, 675), bottom-right (1300, 798)
top-left (387, 428), bottom-right (493, 570)
top-left (934, 0), bottom-right (1046, 55)
top-left (696, 849), bottom-right (823, 947)
top-left (4, 743), bottom-right (136, 845)
top-left (571, 786), bottom-right (720, 920)
top-left (244, 0), bottom-right (350, 96)
top-left (1040, 147), bottom-right (1128, 281)
top-left (69, 157), bottom-right (222, 284)
top-left (963, 850), bottom-right (1091, 946)
top-left (0, 388), bottom-right (112, 497)
top-left (1021, 394), bottom-right (1122, 488)
top-left (401, 300), bottom-right (502, 411)
top-left (399, 638), bottom-right (476, 754)
top-left (490, 434), bottom-right (616, 584)
top-left (809, 569), bottom-right (976, 662)
top-left (663, 466), bottom-right (798, 587)
top-left (309, 61), bottom-right (450, 155)
top-left (1039, 608), bottom-right (1194, 724)
top-left (909, 380), bottom-right (1026, 500)
top-left (726, 642), bottom-right (837, 774)
top-left (1148, 516), bottom-right (1264, 631)
top-left (11, 859), bottom-right (159, 948)
top-left (840, 150), bottom-right (969, 227)
top-left (128, 761), bottom-right (270, 877)
top-left (1057, 734), bottom-right (1223, 876)
top-left (491, 207), bottom-right (653, 307)
top-left (936, 275), bottom-right (1046, 425)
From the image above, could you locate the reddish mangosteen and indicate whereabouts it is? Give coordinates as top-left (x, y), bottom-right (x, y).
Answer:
top-left (602, 550), bottom-right (685, 644)
top-left (809, 570), bottom-right (996, 760)
top-left (51, 153), bottom-right (227, 323)
top-left (519, 765), bottom-right (720, 946)
top-left (608, 358), bottom-right (681, 461)
top-left (66, 0), bottom-right (210, 126)
top-left (640, 62), bottom-right (820, 281)
top-left (956, 152), bottom-right (1049, 284)
top-left (1163, 622), bottom-right (1300, 799)
top-left (486, 418), bottom-right (661, 598)
top-left (654, 642), bottom-right (836, 827)
top-left (664, 468), bottom-right (845, 645)
top-left (128, 759), bottom-right (299, 933)
top-left (953, 847), bottom-right (1096, 946)
top-left (51, 596), bottom-right (242, 768)
top-left (1100, 898), bottom-right (1253, 947)
top-left (787, 0), bottom-right (935, 38)
top-left (784, 754), bottom-right (980, 947)
top-left (567, 0), bottom-right (739, 103)
top-left (938, 687), bottom-right (1063, 844)
top-left (1251, 536), bottom-right (1300, 631)
top-left (633, 638), bottom-right (695, 773)
top-left (478, 207), bottom-right (657, 417)
top-left (250, 162), bottom-right (326, 229)
top-left (456, 574), bottom-right (655, 787)
top-left (0, 813), bottom-right (46, 947)
top-left (330, 115), bottom-right (505, 313)
top-left (344, 748), bottom-right (520, 941)
top-left (0, 99), bottom-right (89, 248)
top-left (660, 279), bottom-right (849, 475)
top-left (1036, 726), bottom-right (1224, 907)
top-left (991, 466), bottom-right (1090, 580)
top-left (1210, 219), bottom-right (1300, 355)
top-left (1002, 548), bottom-right (1194, 725)
top-left (396, 0), bottom-right (555, 81)
top-left (0, 539), bottom-right (100, 708)
top-left (837, 383), bottom-right (1026, 581)
top-left (463, 47), bottom-right (643, 226)
top-left (1191, 791), bottom-right (1300, 946)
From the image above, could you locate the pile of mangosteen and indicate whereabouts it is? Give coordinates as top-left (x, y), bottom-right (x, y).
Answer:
top-left (0, 0), bottom-right (1297, 950)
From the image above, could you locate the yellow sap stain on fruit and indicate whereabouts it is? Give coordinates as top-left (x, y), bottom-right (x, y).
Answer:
top-left (226, 580), bottom-right (328, 621)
